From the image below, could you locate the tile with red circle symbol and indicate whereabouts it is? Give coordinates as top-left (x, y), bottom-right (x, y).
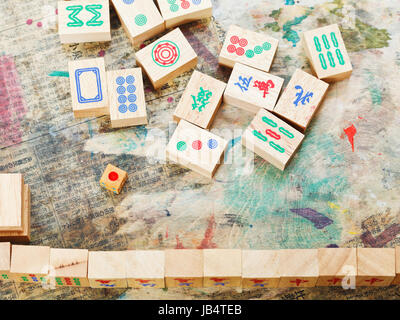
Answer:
top-left (242, 250), bottom-right (280, 288)
top-left (219, 25), bottom-right (279, 73)
top-left (278, 249), bottom-right (319, 288)
top-left (316, 248), bottom-right (357, 286)
top-left (242, 109), bottom-right (304, 171)
top-left (135, 28), bottom-right (198, 89)
top-left (165, 120), bottom-right (228, 178)
top-left (156, 0), bottom-right (212, 28)
top-left (99, 164), bottom-right (128, 194)
top-left (111, 0), bottom-right (165, 45)
top-left (49, 248), bottom-right (90, 287)
top-left (356, 248), bottom-right (396, 287)
top-left (107, 68), bottom-right (147, 128)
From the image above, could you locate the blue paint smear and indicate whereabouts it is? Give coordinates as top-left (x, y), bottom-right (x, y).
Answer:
top-left (290, 208), bottom-right (333, 229)
top-left (88, 122), bottom-right (94, 159)
top-left (285, 0), bottom-right (295, 5)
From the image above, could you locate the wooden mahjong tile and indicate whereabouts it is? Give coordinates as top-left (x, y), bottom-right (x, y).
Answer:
top-left (135, 28), bottom-right (198, 89)
top-left (223, 63), bottom-right (284, 113)
top-left (316, 248), bottom-right (357, 286)
top-left (99, 164), bottom-right (128, 194)
top-left (356, 248), bottom-right (395, 287)
top-left (242, 250), bottom-right (280, 288)
top-left (156, 0), bottom-right (212, 28)
top-left (49, 248), bottom-right (90, 287)
top-left (0, 185), bottom-right (31, 243)
top-left (165, 249), bottom-right (203, 288)
top-left (126, 250), bottom-right (165, 288)
top-left (0, 174), bottom-right (23, 232)
top-left (173, 70), bottom-right (226, 129)
top-left (10, 245), bottom-right (50, 283)
top-left (278, 249), bottom-right (319, 288)
top-left (273, 69), bottom-right (329, 132)
top-left (203, 249), bottom-right (242, 288)
top-left (302, 24), bottom-right (352, 81)
top-left (107, 68), bottom-right (147, 128)
top-left (241, 109), bottom-right (304, 171)
top-left (219, 25), bottom-right (279, 72)
top-left (0, 242), bottom-right (11, 281)
top-left (393, 247), bottom-right (400, 285)
top-left (68, 57), bottom-right (109, 118)
top-left (88, 251), bottom-right (128, 288)
top-left (165, 120), bottom-right (228, 178)
top-left (58, 0), bottom-right (111, 44)
top-left (111, 0), bottom-right (165, 45)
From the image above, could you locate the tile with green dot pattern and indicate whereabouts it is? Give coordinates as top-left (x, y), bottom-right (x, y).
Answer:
top-left (111, 0), bottom-right (165, 45)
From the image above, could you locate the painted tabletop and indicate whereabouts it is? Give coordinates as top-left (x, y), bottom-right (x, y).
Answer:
top-left (0, 0), bottom-right (399, 300)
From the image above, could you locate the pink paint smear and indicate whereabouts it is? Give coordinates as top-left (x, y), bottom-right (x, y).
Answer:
top-left (0, 55), bottom-right (28, 148)
top-left (197, 214), bottom-right (217, 249)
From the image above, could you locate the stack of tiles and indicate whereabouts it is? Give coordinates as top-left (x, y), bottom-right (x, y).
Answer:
top-left (58, 0), bottom-right (111, 44)
top-left (0, 174), bottom-right (30, 243)
top-left (156, 0), bottom-right (213, 28)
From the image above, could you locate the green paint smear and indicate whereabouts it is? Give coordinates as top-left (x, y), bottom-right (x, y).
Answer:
top-left (48, 71), bottom-right (69, 77)
top-left (265, 9), bottom-right (282, 31)
top-left (341, 19), bottom-right (391, 52)
top-left (223, 132), bottom-right (348, 249)
top-left (269, 8), bottom-right (282, 20)
top-left (329, 0), bottom-right (344, 17)
top-left (265, 22), bottom-right (281, 32)
top-left (282, 9), bottom-right (313, 47)
top-left (365, 70), bottom-right (382, 105)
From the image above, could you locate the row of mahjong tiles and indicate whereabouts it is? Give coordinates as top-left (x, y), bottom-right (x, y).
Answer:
top-left (0, 244), bottom-right (399, 288)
